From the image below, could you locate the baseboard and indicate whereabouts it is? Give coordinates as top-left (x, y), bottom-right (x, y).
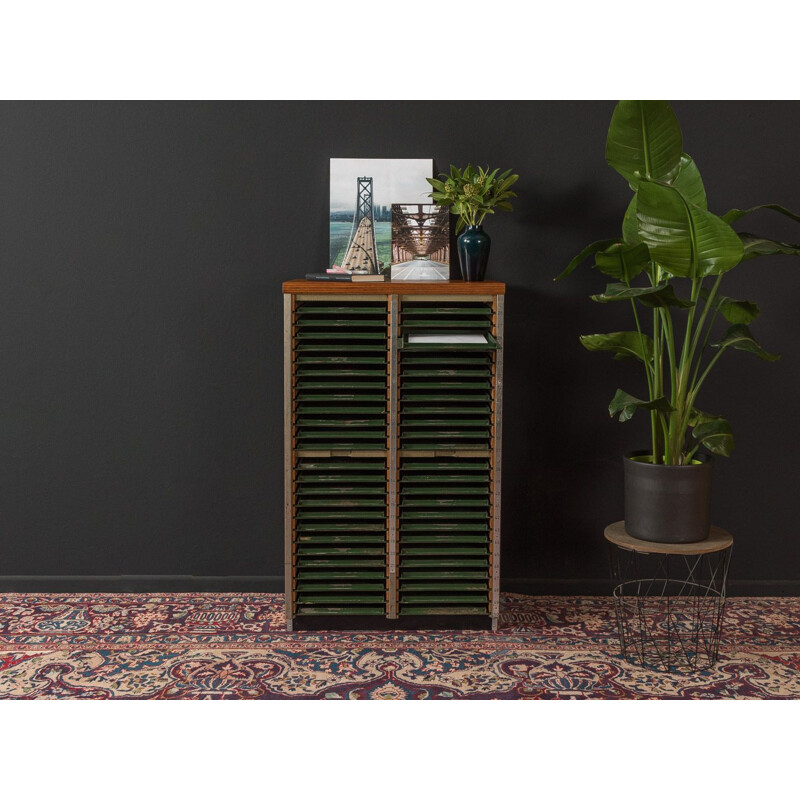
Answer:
top-left (0, 575), bottom-right (798, 596)
top-left (0, 575), bottom-right (285, 592)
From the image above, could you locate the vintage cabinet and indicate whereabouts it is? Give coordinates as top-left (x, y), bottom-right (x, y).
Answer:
top-left (283, 280), bottom-right (505, 629)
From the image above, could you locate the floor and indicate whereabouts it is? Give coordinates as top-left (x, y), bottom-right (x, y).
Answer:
top-left (0, 593), bottom-right (798, 699)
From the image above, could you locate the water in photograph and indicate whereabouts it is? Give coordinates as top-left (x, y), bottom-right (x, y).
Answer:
top-left (330, 220), bottom-right (391, 271)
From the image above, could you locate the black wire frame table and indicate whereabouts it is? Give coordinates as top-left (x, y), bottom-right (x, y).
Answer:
top-left (605, 522), bottom-right (733, 674)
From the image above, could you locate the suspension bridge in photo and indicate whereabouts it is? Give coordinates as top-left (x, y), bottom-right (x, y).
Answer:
top-left (340, 177), bottom-right (380, 274)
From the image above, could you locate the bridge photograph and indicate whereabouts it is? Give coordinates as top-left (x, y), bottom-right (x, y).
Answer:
top-left (329, 158), bottom-right (432, 273)
top-left (390, 203), bottom-right (450, 281)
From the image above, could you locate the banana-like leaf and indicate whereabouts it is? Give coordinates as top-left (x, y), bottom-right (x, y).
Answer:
top-left (594, 242), bottom-right (650, 282)
top-left (692, 418), bottom-right (734, 457)
top-left (700, 288), bottom-right (760, 324)
top-left (722, 203), bottom-right (800, 226)
top-left (711, 323), bottom-right (780, 361)
top-left (672, 153), bottom-right (707, 209)
top-left (556, 238), bottom-right (620, 281)
top-left (580, 331), bottom-right (654, 363)
top-left (605, 101), bottom-right (683, 185)
top-left (687, 408), bottom-right (721, 427)
top-left (591, 282), bottom-right (694, 308)
top-left (739, 232), bottom-right (800, 261)
top-left (621, 155), bottom-right (705, 247)
top-left (608, 389), bottom-right (674, 422)
top-left (622, 196), bottom-right (641, 246)
top-left (636, 179), bottom-right (744, 277)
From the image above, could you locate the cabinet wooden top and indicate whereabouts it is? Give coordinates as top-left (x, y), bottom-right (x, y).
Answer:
top-left (283, 280), bottom-right (506, 296)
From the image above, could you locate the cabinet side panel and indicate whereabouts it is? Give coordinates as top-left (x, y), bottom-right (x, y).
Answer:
top-left (491, 294), bottom-right (504, 629)
top-left (284, 293), bottom-right (295, 630)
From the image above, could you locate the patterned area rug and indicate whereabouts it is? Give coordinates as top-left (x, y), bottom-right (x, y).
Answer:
top-left (0, 593), bottom-right (798, 699)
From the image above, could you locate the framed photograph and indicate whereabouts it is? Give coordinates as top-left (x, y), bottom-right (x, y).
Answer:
top-left (390, 203), bottom-right (450, 281)
top-left (330, 158), bottom-right (432, 274)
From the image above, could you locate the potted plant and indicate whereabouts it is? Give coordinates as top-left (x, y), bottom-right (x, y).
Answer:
top-left (558, 100), bottom-right (800, 543)
top-left (427, 164), bottom-right (519, 281)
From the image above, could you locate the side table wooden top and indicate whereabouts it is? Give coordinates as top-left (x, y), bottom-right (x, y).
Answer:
top-left (604, 521), bottom-right (733, 555)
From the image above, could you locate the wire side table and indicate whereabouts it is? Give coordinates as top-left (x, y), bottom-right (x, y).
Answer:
top-left (605, 521), bottom-right (733, 673)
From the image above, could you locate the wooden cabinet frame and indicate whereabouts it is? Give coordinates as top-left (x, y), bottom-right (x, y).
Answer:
top-left (283, 281), bottom-right (505, 630)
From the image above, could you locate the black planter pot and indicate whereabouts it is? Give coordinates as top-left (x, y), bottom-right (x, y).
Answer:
top-left (623, 450), bottom-right (713, 543)
top-left (456, 224), bottom-right (491, 281)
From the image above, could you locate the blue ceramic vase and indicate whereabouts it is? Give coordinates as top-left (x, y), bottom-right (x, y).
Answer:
top-left (457, 224), bottom-right (491, 281)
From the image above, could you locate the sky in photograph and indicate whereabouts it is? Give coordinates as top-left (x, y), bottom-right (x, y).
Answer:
top-left (330, 158), bottom-right (432, 212)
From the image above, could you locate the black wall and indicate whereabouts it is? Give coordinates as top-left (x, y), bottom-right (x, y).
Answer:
top-left (1, 101), bottom-right (798, 593)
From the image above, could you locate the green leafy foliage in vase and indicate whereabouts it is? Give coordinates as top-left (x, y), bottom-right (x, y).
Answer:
top-left (558, 100), bottom-right (800, 465)
top-left (427, 164), bottom-right (519, 234)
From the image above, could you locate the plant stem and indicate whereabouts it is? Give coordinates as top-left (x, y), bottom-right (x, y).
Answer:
top-left (651, 305), bottom-right (662, 464)
top-left (688, 274), bottom-right (724, 391)
top-left (688, 347), bottom-right (726, 410)
top-left (665, 277), bottom-right (701, 463)
top-left (684, 443), bottom-right (700, 463)
top-left (630, 300), bottom-right (654, 387)
top-left (659, 307), bottom-right (679, 463)
top-left (690, 305), bottom-right (721, 391)
top-left (687, 274), bottom-right (724, 374)
top-left (670, 274), bottom-right (725, 460)
top-left (630, 296), bottom-right (657, 464)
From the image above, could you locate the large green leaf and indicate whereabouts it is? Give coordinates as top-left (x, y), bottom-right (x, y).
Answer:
top-left (711, 324), bottom-right (780, 361)
top-left (591, 282), bottom-right (694, 308)
top-left (687, 408), bottom-right (720, 427)
top-left (672, 153), bottom-right (707, 209)
top-left (700, 288), bottom-right (760, 324)
top-left (636, 179), bottom-right (744, 277)
top-left (580, 331), bottom-right (654, 363)
top-left (622, 196), bottom-right (641, 246)
top-left (621, 155), bottom-right (705, 247)
top-left (722, 203), bottom-right (800, 226)
top-left (739, 232), bottom-right (800, 261)
top-left (556, 238), bottom-right (620, 281)
top-left (692, 418), bottom-right (734, 457)
top-left (608, 389), bottom-right (674, 422)
top-left (605, 101), bottom-right (683, 185)
top-left (594, 242), bottom-right (650, 282)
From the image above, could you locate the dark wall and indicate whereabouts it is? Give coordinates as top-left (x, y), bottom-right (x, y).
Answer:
top-left (1, 101), bottom-right (798, 592)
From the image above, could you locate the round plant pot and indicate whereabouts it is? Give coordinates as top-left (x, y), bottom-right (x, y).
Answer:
top-left (457, 224), bottom-right (491, 281)
top-left (623, 450), bottom-right (713, 543)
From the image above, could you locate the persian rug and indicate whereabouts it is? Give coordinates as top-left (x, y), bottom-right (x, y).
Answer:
top-left (0, 593), bottom-right (798, 699)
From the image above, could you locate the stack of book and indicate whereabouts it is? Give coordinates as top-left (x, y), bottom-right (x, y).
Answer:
top-left (304, 268), bottom-right (387, 283)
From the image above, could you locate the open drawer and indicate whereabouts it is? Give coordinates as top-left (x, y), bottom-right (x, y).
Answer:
top-left (399, 331), bottom-right (499, 351)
